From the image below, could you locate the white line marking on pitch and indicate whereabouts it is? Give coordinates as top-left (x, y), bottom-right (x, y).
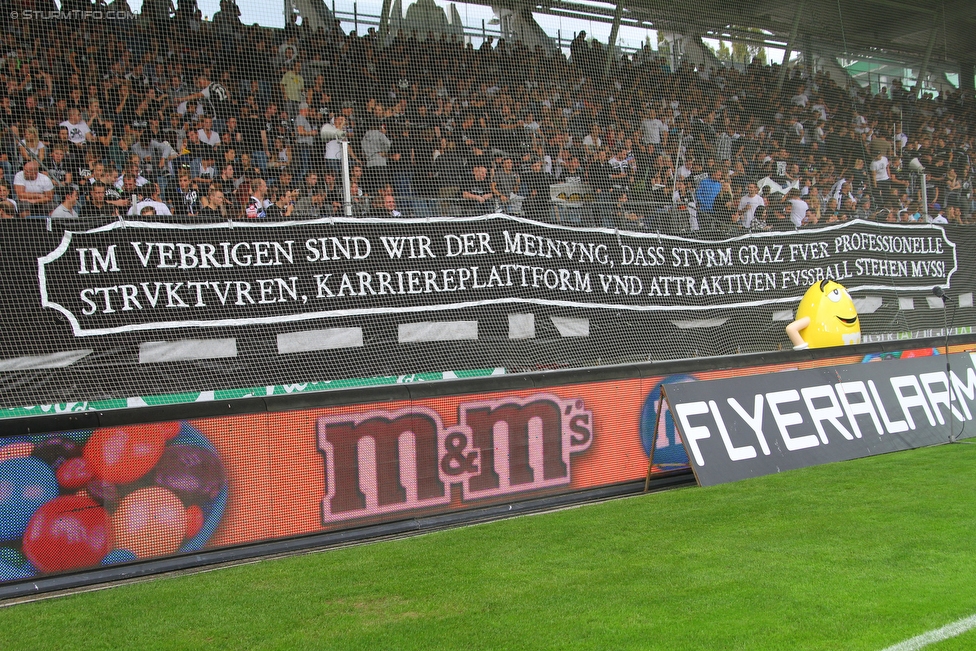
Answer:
top-left (881, 613), bottom-right (976, 651)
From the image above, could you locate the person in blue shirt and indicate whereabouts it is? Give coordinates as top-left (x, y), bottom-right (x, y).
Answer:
top-left (695, 168), bottom-right (723, 227)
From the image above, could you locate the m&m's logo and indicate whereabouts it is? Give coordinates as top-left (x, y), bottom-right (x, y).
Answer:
top-left (316, 394), bottom-right (593, 523)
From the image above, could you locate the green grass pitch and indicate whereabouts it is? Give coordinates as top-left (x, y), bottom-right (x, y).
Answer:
top-left (2, 442), bottom-right (975, 650)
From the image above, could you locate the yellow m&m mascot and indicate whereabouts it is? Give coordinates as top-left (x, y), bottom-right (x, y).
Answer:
top-left (786, 280), bottom-right (861, 350)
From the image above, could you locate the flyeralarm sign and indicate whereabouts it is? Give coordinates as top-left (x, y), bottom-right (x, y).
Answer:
top-left (661, 353), bottom-right (976, 486)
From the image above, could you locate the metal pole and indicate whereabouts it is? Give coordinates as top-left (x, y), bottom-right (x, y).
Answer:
top-left (777, 0), bottom-right (805, 92)
top-left (341, 141), bottom-right (353, 216)
top-left (605, 1), bottom-right (624, 78)
top-left (921, 172), bottom-right (929, 221)
top-left (670, 129), bottom-right (684, 212)
top-left (915, 25), bottom-right (938, 98)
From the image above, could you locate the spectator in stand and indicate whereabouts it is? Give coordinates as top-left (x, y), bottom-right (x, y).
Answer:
top-left (0, 182), bottom-right (16, 216)
top-left (588, 148), bottom-right (615, 227)
top-left (491, 157), bottom-right (521, 214)
top-left (460, 165), bottom-right (494, 216)
top-left (14, 161), bottom-right (55, 218)
top-left (301, 171), bottom-right (322, 199)
top-left (776, 189), bottom-right (809, 229)
top-left (735, 182), bottom-right (766, 230)
top-left (824, 198), bottom-right (845, 223)
top-left (115, 165), bottom-right (149, 191)
top-left (50, 185), bottom-right (81, 219)
top-left (346, 180), bottom-right (370, 216)
top-left (223, 116), bottom-right (245, 149)
top-left (166, 170), bottom-right (202, 219)
top-left (608, 148), bottom-right (634, 193)
top-left (265, 187), bottom-right (299, 220)
top-left (80, 182), bottom-right (116, 219)
top-left (276, 168), bottom-right (297, 195)
top-left (361, 119), bottom-right (391, 195)
top-left (294, 184), bottom-right (330, 218)
top-left (60, 108), bottom-right (92, 148)
top-left (128, 183), bottom-right (173, 216)
top-left (195, 153), bottom-right (217, 186)
top-left (370, 192), bottom-right (402, 218)
top-left (200, 185), bottom-right (229, 220)
top-left (854, 195), bottom-right (876, 221)
top-left (279, 62), bottom-right (305, 118)
top-left (0, 201), bottom-right (16, 219)
top-left (246, 178), bottom-right (271, 219)
top-left (582, 124), bottom-right (603, 156)
top-left (18, 127), bottom-right (46, 165)
top-left (695, 168), bottom-right (723, 229)
top-left (216, 163), bottom-right (239, 197)
top-left (806, 186), bottom-right (823, 224)
top-left (522, 157), bottom-right (551, 222)
top-left (870, 149), bottom-right (891, 208)
top-left (293, 103), bottom-right (316, 179)
top-left (197, 116), bottom-right (221, 149)
top-left (46, 146), bottom-right (73, 187)
top-left (267, 137), bottom-right (291, 181)
top-left (641, 108), bottom-right (669, 148)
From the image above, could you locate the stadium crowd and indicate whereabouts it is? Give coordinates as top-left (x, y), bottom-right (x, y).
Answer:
top-left (0, 0), bottom-right (974, 232)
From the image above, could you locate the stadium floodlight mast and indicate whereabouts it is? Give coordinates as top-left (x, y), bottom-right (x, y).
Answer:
top-left (321, 121), bottom-right (353, 216)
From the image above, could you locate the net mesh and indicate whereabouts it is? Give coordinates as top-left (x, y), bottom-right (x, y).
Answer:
top-left (0, 0), bottom-right (974, 411)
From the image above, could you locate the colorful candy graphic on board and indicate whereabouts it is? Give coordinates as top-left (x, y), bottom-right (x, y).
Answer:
top-left (0, 422), bottom-right (227, 581)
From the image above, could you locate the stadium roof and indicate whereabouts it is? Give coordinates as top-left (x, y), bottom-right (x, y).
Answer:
top-left (490, 0), bottom-right (975, 71)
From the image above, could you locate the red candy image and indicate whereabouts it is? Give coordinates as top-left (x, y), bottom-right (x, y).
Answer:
top-left (185, 505), bottom-right (205, 539)
top-left (83, 424), bottom-right (167, 485)
top-left (56, 457), bottom-right (94, 491)
top-left (22, 496), bottom-right (113, 573)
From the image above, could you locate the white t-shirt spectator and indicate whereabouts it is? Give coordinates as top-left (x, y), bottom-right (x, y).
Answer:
top-left (791, 93), bottom-right (809, 107)
top-left (128, 199), bottom-right (173, 216)
top-left (114, 175), bottom-right (150, 189)
top-left (788, 198), bottom-right (809, 228)
top-left (325, 138), bottom-right (343, 161)
top-left (19, 139), bottom-right (45, 161)
top-left (870, 156), bottom-right (890, 182)
top-left (737, 194), bottom-right (765, 228)
top-left (197, 128), bottom-right (221, 147)
top-left (14, 170), bottom-right (55, 195)
top-left (640, 118), bottom-right (667, 145)
top-left (60, 119), bottom-right (91, 145)
top-left (50, 204), bottom-right (79, 219)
